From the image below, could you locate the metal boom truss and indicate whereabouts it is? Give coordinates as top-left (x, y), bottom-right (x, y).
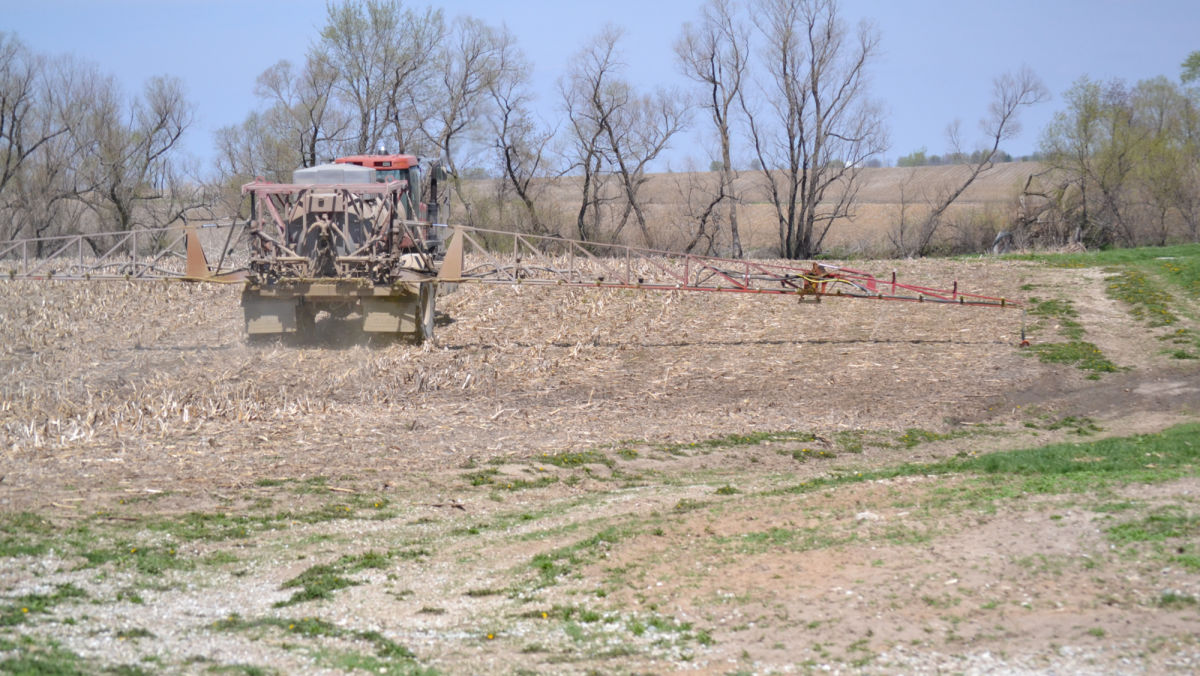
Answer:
top-left (1, 223), bottom-right (1016, 309)
top-left (438, 227), bottom-right (1014, 308)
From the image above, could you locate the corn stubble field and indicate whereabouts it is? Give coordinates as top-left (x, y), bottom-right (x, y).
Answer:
top-left (2, 248), bottom-right (1200, 674)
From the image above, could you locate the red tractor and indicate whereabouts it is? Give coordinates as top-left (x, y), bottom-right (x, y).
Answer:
top-left (240, 154), bottom-right (449, 340)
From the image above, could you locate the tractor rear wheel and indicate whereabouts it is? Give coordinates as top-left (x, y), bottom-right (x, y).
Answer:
top-left (419, 282), bottom-right (436, 342)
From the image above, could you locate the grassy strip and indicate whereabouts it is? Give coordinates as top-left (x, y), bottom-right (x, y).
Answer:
top-left (0, 635), bottom-right (148, 676)
top-left (0, 583), bottom-right (87, 627)
top-left (0, 512), bottom-right (55, 558)
top-left (653, 431), bottom-right (817, 455)
top-left (0, 497), bottom-right (396, 576)
top-left (1106, 269), bottom-right (1178, 326)
top-left (212, 614), bottom-right (432, 673)
top-left (1013, 244), bottom-right (1200, 358)
top-left (531, 525), bottom-right (634, 588)
top-left (1007, 243), bottom-right (1200, 269)
top-left (1023, 297), bottom-right (1119, 377)
top-left (1105, 507), bottom-right (1200, 574)
top-left (1027, 297), bottom-right (1085, 339)
top-left (772, 422), bottom-right (1200, 497)
top-left (1155, 253), bottom-right (1200, 297)
top-left (277, 551), bottom-right (391, 607)
top-left (1024, 341), bottom-right (1120, 378)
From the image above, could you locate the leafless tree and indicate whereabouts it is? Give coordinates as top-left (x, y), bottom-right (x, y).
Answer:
top-left (676, 0), bottom-right (749, 257)
top-left (562, 26), bottom-right (687, 246)
top-left (212, 110), bottom-right (294, 217)
top-left (381, 5), bottom-right (445, 155)
top-left (316, 0), bottom-right (445, 154)
top-left (604, 89), bottom-right (687, 248)
top-left (73, 74), bottom-right (195, 233)
top-left (561, 27), bottom-right (623, 242)
top-left (743, 0), bottom-right (887, 259)
top-left (489, 50), bottom-right (555, 234)
top-left (419, 17), bottom-right (518, 225)
top-left (0, 33), bottom-right (69, 214)
top-left (212, 54), bottom-right (351, 215)
top-left (668, 168), bottom-right (727, 254)
top-left (254, 56), bottom-right (348, 168)
top-left (894, 66), bottom-right (1047, 256)
top-left (2, 52), bottom-right (97, 245)
top-left (885, 168), bottom-right (920, 256)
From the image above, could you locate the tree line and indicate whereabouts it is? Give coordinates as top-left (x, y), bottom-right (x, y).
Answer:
top-left (3, 0), bottom-right (1199, 259)
top-left (0, 33), bottom-right (200, 250)
top-left (1028, 74), bottom-right (1200, 248)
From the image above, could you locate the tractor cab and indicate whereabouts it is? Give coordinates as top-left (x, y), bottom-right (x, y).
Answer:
top-left (334, 154), bottom-right (423, 220)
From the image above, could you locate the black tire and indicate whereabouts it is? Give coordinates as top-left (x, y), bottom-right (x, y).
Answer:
top-left (295, 301), bottom-right (316, 339)
top-left (419, 282), bottom-right (436, 342)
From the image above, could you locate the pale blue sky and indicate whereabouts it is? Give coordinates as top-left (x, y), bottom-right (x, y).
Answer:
top-left (4, 0), bottom-right (1198, 172)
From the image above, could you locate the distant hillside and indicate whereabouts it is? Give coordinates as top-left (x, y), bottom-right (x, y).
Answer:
top-left (460, 161), bottom-right (1044, 257)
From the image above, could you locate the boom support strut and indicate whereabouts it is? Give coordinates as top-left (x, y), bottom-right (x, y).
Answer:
top-left (438, 227), bottom-right (1014, 308)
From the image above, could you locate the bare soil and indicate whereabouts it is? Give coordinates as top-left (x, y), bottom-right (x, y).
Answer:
top-left (2, 255), bottom-right (1199, 674)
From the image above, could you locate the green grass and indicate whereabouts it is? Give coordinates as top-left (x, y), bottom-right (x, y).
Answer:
top-left (1098, 253), bottom-right (1200, 358)
top-left (1027, 297), bottom-right (1086, 340)
top-left (75, 542), bottom-right (194, 576)
top-left (463, 467), bottom-right (559, 491)
top-left (936, 424), bottom-right (1199, 486)
top-left (896, 428), bottom-right (977, 448)
top-left (719, 522), bottom-right (931, 555)
top-left (1106, 508), bottom-right (1200, 544)
top-left (1021, 297), bottom-right (1117, 376)
top-left (1158, 327), bottom-right (1200, 359)
top-left (672, 498), bottom-right (709, 513)
top-left (530, 525), bottom-right (634, 587)
top-left (0, 636), bottom-right (93, 676)
top-left (1105, 507), bottom-right (1200, 572)
top-left (1008, 243), bottom-right (1200, 269)
top-left (775, 423), bottom-right (1200, 497)
top-left (211, 614), bottom-right (427, 672)
top-left (722, 526), bottom-right (852, 554)
top-left (1015, 244), bottom-right (1200, 366)
top-left (538, 450), bottom-right (613, 468)
top-left (523, 605), bottom-right (712, 654)
top-left (0, 512), bottom-right (54, 558)
top-left (1025, 415), bottom-right (1103, 436)
top-left (1158, 591), bottom-right (1199, 608)
top-left (1, 583), bottom-right (87, 626)
top-left (1024, 341), bottom-right (1120, 377)
top-left (0, 499), bottom-right (404, 588)
top-left (276, 551), bottom-right (392, 607)
top-left (206, 665), bottom-right (277, 676)
top-left (500, 476), bottom-right (560, 491)
top-left (1154, 253), bottom-right (1200, 297)
top-left (655, 431), bottom-right (817, 455)
top-left (1106, 269), bottom-right (1178, 326)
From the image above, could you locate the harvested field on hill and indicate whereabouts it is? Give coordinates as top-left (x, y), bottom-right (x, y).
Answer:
top-left (469, 162), bottom-right (1042, 255)
top-left (2, 252), bottom-right (1200, 674)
